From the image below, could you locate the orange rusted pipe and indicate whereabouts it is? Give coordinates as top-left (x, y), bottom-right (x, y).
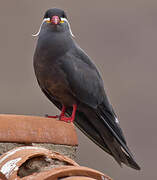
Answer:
top-left (0, 114), bottom-right (78, 146)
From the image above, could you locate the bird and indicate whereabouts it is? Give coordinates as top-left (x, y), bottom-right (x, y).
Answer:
top-left (33, 8), bottom-right (140, 170)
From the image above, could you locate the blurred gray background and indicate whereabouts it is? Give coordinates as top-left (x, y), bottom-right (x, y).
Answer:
top-left (0, 0), bottom-right (156, 179)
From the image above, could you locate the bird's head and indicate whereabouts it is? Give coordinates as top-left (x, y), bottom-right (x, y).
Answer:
top-left (33, 8), bottom-right (74, 37)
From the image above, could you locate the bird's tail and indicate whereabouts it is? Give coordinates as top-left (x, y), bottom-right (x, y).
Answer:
top-left (73, 106), bottom-right (140, 170)
top-left (96, 105), bottom-right (140, 170)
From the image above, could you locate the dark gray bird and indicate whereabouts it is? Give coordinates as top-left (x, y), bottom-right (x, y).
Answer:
top-left (33, 8), bottom-right (140, 170)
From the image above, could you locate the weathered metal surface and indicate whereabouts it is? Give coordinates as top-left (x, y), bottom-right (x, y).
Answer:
top-left (21, 166), bottom-right (112, 180)
top-left (0, 146), bottom-right (112, 180)
top-left (0, 143), bottom-right (77, 160)
top-left (0, 114), bottom-right (78, 146)
top-left (61, 177), bottom-right (96, 180)
top-left (0, 114), bottom-right (112, 180)
top-left (0, 146), bottom-right (78, 179)
top-left (32, 143), bottom-right (77, 160)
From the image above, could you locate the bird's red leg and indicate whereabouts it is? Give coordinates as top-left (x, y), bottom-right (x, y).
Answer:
top-left (60, 104), bottom-right (77, 123)
top-left (60, 105), bottom-right (66, 117)
top-left (46, 105), bottom-right (66, 119)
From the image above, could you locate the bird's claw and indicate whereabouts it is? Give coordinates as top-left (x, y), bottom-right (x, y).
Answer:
top-left (60, 116), bottom-right (74, 123)
top-left (45, 114), bottom-right (59, 119)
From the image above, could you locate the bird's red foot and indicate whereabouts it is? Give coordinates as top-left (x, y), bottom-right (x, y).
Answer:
top-left (45, 104), bottom-right (77, 123)
top-left (60, 116), bottom-right (75, 123)
top-left (45, 106), bottom-right (66, 119)
top-left (60, 104), bottom-right (77, 123)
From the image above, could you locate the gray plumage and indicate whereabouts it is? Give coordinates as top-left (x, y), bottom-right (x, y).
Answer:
top-left (33, 8), bottom-right (140, 170)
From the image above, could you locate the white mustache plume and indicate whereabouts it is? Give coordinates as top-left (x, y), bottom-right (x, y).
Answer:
top-left (32, 17), bottom-right (75, 37)
top-left (32, 18), bottom-right (50, 37)
top-left (60, 17), bottom-right (75, 37)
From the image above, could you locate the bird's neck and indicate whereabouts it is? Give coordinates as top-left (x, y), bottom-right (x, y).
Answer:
top-left (37, 30), bottom-right (74, 59)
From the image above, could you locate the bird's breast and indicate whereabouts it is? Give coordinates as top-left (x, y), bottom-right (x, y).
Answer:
top-left (33, 31), bottom-right (76, 105)
top-left (37, 30), bottom-right (74, 59)
top-left (34, 57), bottom-right (76, 106)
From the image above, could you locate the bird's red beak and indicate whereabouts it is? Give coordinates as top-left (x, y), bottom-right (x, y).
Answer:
top-left (51, 16), bottom-right (60, 25)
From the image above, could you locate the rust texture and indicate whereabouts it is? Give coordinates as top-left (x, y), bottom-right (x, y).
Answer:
top-left (61, 177), bottom-right (96, 180)
top-left (0, 114), bottom-right (112, 180)
top-left (0, 143), bottom-right (77, 160)
top-left (0, 114), bottom-right (78, 146)
top-left (0, 146), bottom-right (112, 180)
top-left (0, 146), bottom-right (78, 179)
top-left (21, 166), bottom-right (112, 180)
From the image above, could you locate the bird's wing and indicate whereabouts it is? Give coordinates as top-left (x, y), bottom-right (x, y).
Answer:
top-left (59, 47), bottom-right (105, 108)
top-left (59, 47), bottom-right (124, 134)
top-left (58, 47), bottom-right (140, 168)
top-left (59, 47), bottom-right (127, 142)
